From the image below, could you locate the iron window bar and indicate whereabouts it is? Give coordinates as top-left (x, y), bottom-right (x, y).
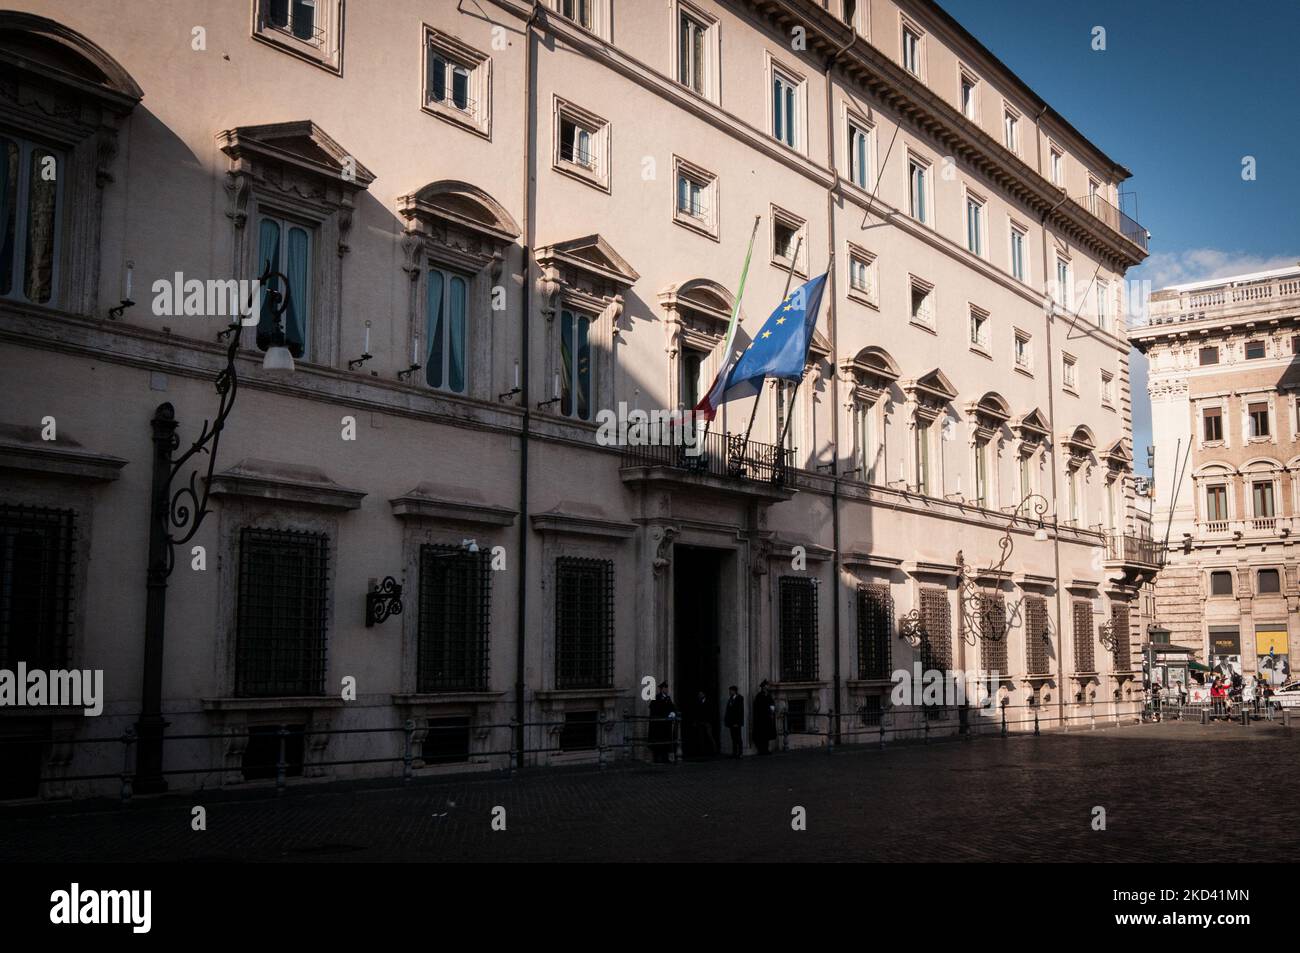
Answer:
top-left (555, 557), bottom-right (614, 690)
top-left (418, 544), bottom-right (491, 692)
top-left (779, 577), bottom-right (819, 682)
top-left (0, 504), bottom-right (76, 671)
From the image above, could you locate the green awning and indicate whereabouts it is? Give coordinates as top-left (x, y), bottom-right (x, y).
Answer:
top-left (1188, 661), bottom-right (1212, 671)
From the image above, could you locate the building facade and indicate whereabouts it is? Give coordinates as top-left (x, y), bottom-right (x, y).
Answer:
top-left (0, 0), bottom-right (1152, 798)
top-left (1133, 265), bottom-right (1300, 685)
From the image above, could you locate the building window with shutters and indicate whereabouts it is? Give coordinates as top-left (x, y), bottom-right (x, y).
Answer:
top-left (253, 0), bottom-right (343, 74)
top-left (918, 587), bottom-right (952, 672)
top-left (1072, 600), bottom-right (1096, 674)
top-left (553, 97), bottom-right (610, 192)
top-left (235, 528), bottom-right (329, 697)
top-left (423, 28), bottom-right (492, 138)
top-left (1025, 595), bottom-right (1050, 675)
top-left (418, 545), bottom-right (490, 692)
top-left (255, 213), bottom-right (313, 360)
top-left (1111, 604), bottom-right (1131, 671)
top-left (977, 593), bottom-right (1008, 676)
top-left (0, 504), bottom-right (75, 671)
top-left (554, 557), bottom-right (614, 689)
top-left (856, 584), bottom-right (892, 679)
top-left (779, 577), bottom-right (819, 682)
top-left (0, 134), bottom-right (63, 307)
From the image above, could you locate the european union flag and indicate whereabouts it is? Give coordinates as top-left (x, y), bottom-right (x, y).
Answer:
top-left (721, 272), bottom-right (828, 402)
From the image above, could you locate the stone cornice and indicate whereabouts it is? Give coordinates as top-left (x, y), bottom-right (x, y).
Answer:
top-left (207, 459), bottom-right (366, 511)
top-left (0, 441), bottom-right (127, 483)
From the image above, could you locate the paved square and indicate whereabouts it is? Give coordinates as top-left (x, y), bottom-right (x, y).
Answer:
top-left (3, 722), bottom-right (1297, 862)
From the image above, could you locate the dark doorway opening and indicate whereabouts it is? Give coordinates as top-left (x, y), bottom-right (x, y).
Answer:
top-left (674, 546), bottom-right (722, 759)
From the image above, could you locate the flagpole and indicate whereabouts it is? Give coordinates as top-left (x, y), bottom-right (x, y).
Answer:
top-left (700, 214), bottom-right (761, 444)
top-left (776, 253), bottom-right (834, 464)
top-left (739, 235), bottom-right (803, 457)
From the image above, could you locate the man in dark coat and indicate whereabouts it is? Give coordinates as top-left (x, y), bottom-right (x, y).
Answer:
top-left (723, 685), bottom-right (745, 757)
top-left (690, 690), bottom-right (716, 757)
top-left (752, 680), bottom-right (776, 755)
top-left (648, 681), bottom-right (676, 763)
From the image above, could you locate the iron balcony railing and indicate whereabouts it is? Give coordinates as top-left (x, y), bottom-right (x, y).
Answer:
top-left (1104, 533), bottom-right (1164, 568)
top-left (1073, 192), bottom-right (1148, 252)
top-left (619, 422), bottom-right (791, 487)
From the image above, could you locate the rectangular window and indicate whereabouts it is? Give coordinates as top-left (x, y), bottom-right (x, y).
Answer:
top-left (1050, 147), bottom-right (1064, 186)
top-left (235, 528), bottom-right (329, 697)
top-left (856, 401), bottom-right (880, 482)
top-left (418, 544), bottom-right (490, 692)
top-left (255, 214), bottom-right (312, 359)
top-left (1111, 604), bottom-right (1131, 672)
top-left (257, 0), bottom-right (341, 72)
top-left (1015, 331), bottom-right (1032, 370)
top-left (558, 0), bottom-right (593, 28)
top-left (848, 121), bottom-right (871, 190)
top-left (1003, 108), bottom-right (1019, 153)
top-left (1210, 570), bottom-right (1233, 597)
top-left (1072, 600), bottom-right (1095, 674)
top-left (1101, 371), bottom-right (1114, 406)
top-left (907, 158), bottom-right (929, 224)
top-left (772, 68), bottom-right (799, 148)
top-left (1205, 484), bottom-right (1228, 521)
top-left (673, 157), bottom-right (717, 237)
top-left (1025, 595), bottom-right (1049, 675)
top-left (425, 268), bottom-right (468, 394)
top-left (1246, 339), bottom-right (1266, 360)
top-left (978, 593), bottom-right (1008, 674)
top-left (422, 29), bottom-right (492, 137)
top-left (965, 194), bottom-right (985, 256)
top-left (910, 278), bottom-right (934, 325)
top-left (915, 419), bottom-right (931, 494)
top-left (267, 0), bottom-right (318, 41)
top-left (0, 504), bottom-right (75, 671)
top-left (553, 97), bottom-right (610, 190)
top-left (554, 557), bottom-right (613, 689)
top-left (1062, 354), bottom-right (1077, 390)
top-left (857, 584), bottom-right (892, 679)
top-left (848, 250), bottom-right (876, 302)
top-left (1249, 401), bottom-right (1270, 438)
top-left (1199, 346), bottom-right (1219, 366)
top-left (423, 716), bottom-right (471, 764)
top-left (902, 26), bottom-right (922, 76)
top-left (1055, 256), bottom-right (1072, 308)
top-left (1258, 568), bottom-right (1281, 594)
top-left (559, 307), bottom-right (593, 421)
top-left (1096, 280), bottom-right (1110, 330)
top-left (779, 577), bottom-right (819, 682)
top-left (676, 174), bottom-right (704, 218)
top-left (681, 347), bottom-right (706, 411)
top-left (559, 710), bottom-right (599, 751)
top-left (776, 380), bottom-right (799, 458)
top-left (974, 439), bottom-right (989, 506)
top-left (559, 116), bottom-right (594, 168)
top-left (1019, 454), bottom-right (1033, 498)
top-left (960, 72), bottom-right (977, 119)
top-left (1009, 225), bottom-right (1027, 282)
top-left (0, 135), bottom-right (62, 306)
top-left (678, 10), bottom-right (708, 94)
top-left (1203, 407), bottom-right (1223, 442)
top-left (918, 588), bottom-right (952, 672)
top-left (1253, 481), bottom-right (1275, 518)
top-left (427, 53), bottom-right (472, 112)
top-left (969, 307), bottom-right (989, 350)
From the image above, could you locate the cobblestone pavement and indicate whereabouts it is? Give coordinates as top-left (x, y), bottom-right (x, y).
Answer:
top-left (3, 722), bottom-right (1298, 862)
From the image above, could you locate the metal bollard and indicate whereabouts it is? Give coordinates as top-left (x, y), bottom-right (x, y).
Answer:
top-left (1033, 709), bottom-right (1040, 736)
top-left (403, 719), bottom-right (415, 783)
top-left (879, 718), bottom-right (886, 749)
top-left (1240, 706), bottom-right (1249, 726)
top-left (826, 711), bottom-right (834, 755)
top-left (1000, 704), bottom-right (1007, 738)
top-left (597, 710), bottom-right (607, 770)
top-left (120, 727), bottom-right (136, 805)
top-left (275, 725), bottom-right (288, 796)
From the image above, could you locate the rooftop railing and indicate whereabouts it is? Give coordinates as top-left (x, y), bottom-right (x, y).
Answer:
top-left (1072, 192), bottom-right (1148, 252)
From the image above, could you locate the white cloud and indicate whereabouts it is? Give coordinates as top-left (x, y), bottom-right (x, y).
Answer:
top-left (1138, 248), bottom-right (1297, 291)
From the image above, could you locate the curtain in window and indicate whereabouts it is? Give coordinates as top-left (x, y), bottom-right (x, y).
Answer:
top-left (269, 0), bottom-right (290, 27)
top-left (291, 0), bottom-right (315, 40)
top-left (448, 275), bottom-right (467, 393)
top-left (284, 225), bottom-right (309, 357)
top-left (426, 269), bottom-right (445, 389)
top-left (429, 52), bottom-right (446, 102)
top-left (255, 217), bottom-right (280, 351)
top-left (451, 67), bottom-right (470, 109)
top-left (24, 148), bottom-right (57, 304)
top-left (560, 309), bottom-right (573, 417)
top-left (0, 138), bottom-right (15, 296)
top-left (855, 130), bottom-right (867, 187)
top-left (576, 313), bottom-right (590, 420)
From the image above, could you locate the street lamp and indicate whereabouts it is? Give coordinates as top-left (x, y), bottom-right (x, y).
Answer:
top-left (135, 262), bottom-right (295, 793)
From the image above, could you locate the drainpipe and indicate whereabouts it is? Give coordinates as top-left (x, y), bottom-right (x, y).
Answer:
top-left (514, 2), bottom-right (541, 767)
top-left (824, 26), bottom-right (855, 745)
top-left (1040, 198), bottom-right (1068, 727)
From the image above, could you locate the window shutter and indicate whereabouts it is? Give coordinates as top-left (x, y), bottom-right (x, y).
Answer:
top-left (255, 217), bottom-right (280, 351)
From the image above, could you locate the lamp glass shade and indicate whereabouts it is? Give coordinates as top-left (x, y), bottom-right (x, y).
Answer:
top-left (1033, 528), bottom-right (1049, 541)
top-left (262, 346), bottom-right (295, 372)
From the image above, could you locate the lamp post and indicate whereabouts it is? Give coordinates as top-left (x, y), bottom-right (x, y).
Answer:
top-left (135, 263), bottom-right (295, 793)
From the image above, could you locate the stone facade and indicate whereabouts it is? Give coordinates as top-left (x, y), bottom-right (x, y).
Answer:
top-left (0, 0), bottom-right (1150, 798)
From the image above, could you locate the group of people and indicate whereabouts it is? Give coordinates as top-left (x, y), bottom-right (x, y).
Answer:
top-left (1149, 669), bottom-right (1278, 720)
top-left (646, 680), bottom-right (780, 762)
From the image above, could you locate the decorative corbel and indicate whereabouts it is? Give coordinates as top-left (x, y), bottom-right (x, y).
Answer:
top-left (652, 526), bottom-right (679, 575)
top-left (489, 248), bottom-right (505, 286)
top-left (664, 308), bottom-right (682, 360)
top-left (337, 195), bottom-right (354, 257)
top-left (609, 293), bottom-right (625, 339)
top-left (400, 226), bottom-right (424, 281)
top-left (95, 126), bottom-right (119, 187)
top-left (538, 264), bottom-right (562, 321)
top-left (224, 170), bottom-right (251, 230)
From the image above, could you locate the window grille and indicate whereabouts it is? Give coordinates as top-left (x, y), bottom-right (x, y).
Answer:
top-left (859, 694), bottom-right (882, 726)
top-left (418, 545), bottom-right (490, 692)
top-left (856, 583), bottom-right (892, 679)
top-left (235, 528), bottom-right (329, 697)
top-left (1025, 595), bottom-right (1050, 675)
top-left (1073, 600), bottom-right (1095, 673)
top-left (978, 593), bottom-right (1008, 676)
top-left (779, 577), bottom-right (819, 682)
top-left (555, 558), bottom-right (614, 689)
top-left (919, 587), bottom-right (951, 671)
top-left (1111, 604), bottom-right (1131, 671)
top-left (560, 710), bottom-right (599, 751)
top-left (423, 716), bottom-right (471, 764)
top-left (242, 724), bottom-right (305, 781)
top-left (0, 504), bottom-right (75, 670)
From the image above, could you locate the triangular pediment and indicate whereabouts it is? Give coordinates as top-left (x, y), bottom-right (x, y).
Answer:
top-left (1014, 408), bottom-right (1050, 438)
top-left (219, 120), bottom-right (375, 188)
top-left (1101, 440), bottom-right (1132, 466)
top-left (537, 234), bottom-right (639, 287)
top-left (808, 328), bottom-right (831, 361)
top-left (913, 368), bottom-right (958, 401)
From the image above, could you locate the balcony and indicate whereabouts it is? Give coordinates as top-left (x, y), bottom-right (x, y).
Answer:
top-left (1198, 517), bottom-right (1290, 539)
top-left (619, 423), bottom-right (795, 504)
top-left (1103, 533), bottom-right (1164, 586)
top-left (1072, 192), bottom-right (1148, 252)
top-left (1141, 270), bottom-right (1300, 328)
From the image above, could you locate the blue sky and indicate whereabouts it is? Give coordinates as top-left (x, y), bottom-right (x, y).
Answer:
top-left (940, 0), bottom-right (1300, 474)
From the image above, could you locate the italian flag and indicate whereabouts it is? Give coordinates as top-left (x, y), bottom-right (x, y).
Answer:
top-left (692, 216), bottom-right (760, 421)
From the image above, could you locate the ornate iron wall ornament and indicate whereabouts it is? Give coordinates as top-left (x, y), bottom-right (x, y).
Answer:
top-left (1097, 617), bottom-right (1117, 650)
top-left (898, 608), bottom-right (925, 646)
top-left (164, 260), bottom-right (292, 575)
top-left (955, 493), bottom-right (1051, 644)
top-left (365, 576), bottom-right (404, 627)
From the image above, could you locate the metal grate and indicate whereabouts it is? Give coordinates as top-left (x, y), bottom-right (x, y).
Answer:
top-left (919, 587), bottom-right (952, 672)
top-left (978, 593), bottom-right (1008, 676)
top-left (242, 723), bottom-right (305, 781)
top-left (418, 545), bottom-right (490, 692)
top-left (856, 583), bottom-right (893, 679)
top-left (1073, 600), bottom-right (1095, 673)
top-left (555, 557), bottom-right (614, 689)
top-left (235, 528), bottom-right (329, 697)
top-left (559, 710), bottom-right (599, 751)
top-left (859, 694), bottom-right (882, 726)
top-left (422, 716), bottom-right (471, 764)
top-left (1111, 604), bottom-right (1131, 671)
top-left (0, 504), bottom-right (75, 670)
top-left (779, 577), bottom-right (819, 682)
top-left (1025, 595), bottom-right (1050, 675)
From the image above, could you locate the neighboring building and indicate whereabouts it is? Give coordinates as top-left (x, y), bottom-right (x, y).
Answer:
top-left (0, 0), bottom-right (1151, 798)
top-left (1133, 264), bottom-right (1300, 686)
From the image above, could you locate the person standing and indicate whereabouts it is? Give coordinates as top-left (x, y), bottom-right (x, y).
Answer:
top-left (690, 690), bottom-right (716, 757)
top-left (723, 685), bottom-right (745, 758)
top-left (752, 680), bottom-right (776, 755)
top-left (648, 680), bottom-right (676, 763)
